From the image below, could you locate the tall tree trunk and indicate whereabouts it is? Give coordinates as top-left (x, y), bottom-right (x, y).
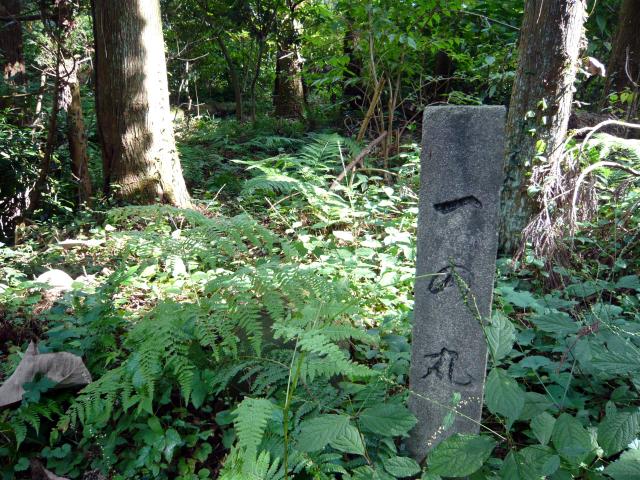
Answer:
top-left (0, 0), bottom-right (25, 83)
top-left (215, 35), bottom-right (243, 121)
top-left (432, 50), bottom-right (455, 101)
top-left (0, 0), bottom-right (26, 119)
top-left (605, 0), bottom-right (640, 94)
top-left (249, 38), bottom-right (266, 121)
top-left (499, 0), bottom-right (586, 255)
top-left (274, 16), bottom-right (304, 119)
top-left (66, 69), bottom-right (92, 205)
top-left (93, 0), bottom-right (191, 208)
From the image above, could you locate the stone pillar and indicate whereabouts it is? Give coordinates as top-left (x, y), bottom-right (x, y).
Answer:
top-left (408, 106), bottom-right (505, 462)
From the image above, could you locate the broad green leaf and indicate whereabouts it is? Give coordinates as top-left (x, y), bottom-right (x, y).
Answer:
top-left (598, 410), bottom-right (640, 456)
top-left (616, 275), bottom-right (640, 291)
top-left (420, 474), bottom-right (441, 480)
top-left (22, 376), bottom-right (58, 404)
top-left (518, 355), bottom-right (552, 371)
top-left (359, 403), bottom-right (417, 437)
top-left (485, 368), bottom-right (525, 422)
top-left (497, 286), bottom-right (542, 310)
top-left (530, 312), bottom-right (578, 336)
top-left (486, 312), bottom-right (516, 362)
top-left (163, 428), bottom-right (182, 462)
top-left (382, 455), bottom-right (421, 478)
top-left (592, 350), bottom-right (640, 375)
top-left (519, 392), bottom-right (555, 421)
top-left (427, 434), bottom-right (496, 477)
top-left (297, 414), bottom-right (350, 452)
top-left (147, 416), bottom-right (163, 435)
top-left (530, 412), bottom-right (555, 446)
top-left (605, 448), bottom-right (640, 480)
top-left (551, 413), bottom-right (593, 465)
top-left (565, 280), bottom-right (611, 298)
top-left (499, 451), bottom-right (540, 480)
top-left (519, 445), bottom-right (560, 476)
top-left (329, 424), bottom-right (365, 456)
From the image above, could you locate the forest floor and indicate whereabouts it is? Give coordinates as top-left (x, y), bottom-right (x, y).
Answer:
top-left (1, 118), bottom-right (639, 478)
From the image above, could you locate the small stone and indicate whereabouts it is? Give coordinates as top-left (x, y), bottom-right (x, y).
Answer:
top-left (35, 270), bottom-right (74, 291)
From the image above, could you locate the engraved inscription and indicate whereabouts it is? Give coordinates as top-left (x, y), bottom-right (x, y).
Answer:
top-left (422, 348), bottom-right (473, 386)
top-left (428, 265), bottom-right (472, 294)
top-left (434, 195), bottom-right (482, 214)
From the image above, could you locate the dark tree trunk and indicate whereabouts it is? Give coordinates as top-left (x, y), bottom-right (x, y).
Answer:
top-left (274, 14), bottom-right (304, 119)
top-left (93, 0), bottom-right (191, 208)
top-left (432, 50), bottom-right (455, 100)
top-left (605, 0), bottom-right (640, 93)
top-left (216, 35), bottom-right (243, 121)
top-left (0, 0), bottom-right (26, 119)
top-left (0, 0), bottom-right (25, 83)
top-left (499, 0), bottom-right (586, 254)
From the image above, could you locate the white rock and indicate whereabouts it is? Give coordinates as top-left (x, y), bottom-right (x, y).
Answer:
top-left (35, 270), bottom-right (74, 291)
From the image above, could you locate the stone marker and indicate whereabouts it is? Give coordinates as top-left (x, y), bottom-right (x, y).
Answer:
top-left (408, 106), bottom-right (505, 462)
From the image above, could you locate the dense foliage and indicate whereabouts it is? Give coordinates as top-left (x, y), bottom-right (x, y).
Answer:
top-left (1, 0), bottom-right (640, 478)
top-left (0, 119), bottom-right (639, 478)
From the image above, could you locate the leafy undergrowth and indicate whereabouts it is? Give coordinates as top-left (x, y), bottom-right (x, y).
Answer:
top-left (1, 120), bottom-right (639, 479)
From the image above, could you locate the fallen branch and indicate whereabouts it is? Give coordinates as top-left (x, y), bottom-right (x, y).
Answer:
top-left (331, 131), bottom-right (388, 189)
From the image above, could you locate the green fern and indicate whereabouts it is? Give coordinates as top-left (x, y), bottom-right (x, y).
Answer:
top-left (234, 397), bottom-right (278, 460)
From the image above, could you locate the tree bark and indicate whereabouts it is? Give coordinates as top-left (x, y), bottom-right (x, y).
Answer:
top-left (66, 73), bottom-right (92, 205)
top-left (605, 0), bottom-right (640, 93)
top-left (0, 0), bottom-right (25, 83)
top-left (0, 0), bottom-right (26, 119)
top-left (499, 0), bottom-right (586, 254)
top-left (93, 0), bottom-right (191, 208)
top-left (274, 12), bottom-right (304, 119)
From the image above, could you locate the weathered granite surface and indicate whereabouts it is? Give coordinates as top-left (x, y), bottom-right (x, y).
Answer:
top-left (408, 106), bottom-right (506, 462)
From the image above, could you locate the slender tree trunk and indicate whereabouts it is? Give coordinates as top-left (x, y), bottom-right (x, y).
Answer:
top-left (499, 0), bottom-right (586, 254)
top-left (93, 0), bottom-right (191, 208)
top-left (274, 15), bottom-right (304, 119)
top-left (605, 0), bottom-right (640, 94)
top-left (66, 71), bottom-right (92, 205)
top-left (249, 39), bottom-right (266, 121)
top-left (215, 35), bottom-right (243, 121)
top-left (26, 46), bottom-right (62, 217)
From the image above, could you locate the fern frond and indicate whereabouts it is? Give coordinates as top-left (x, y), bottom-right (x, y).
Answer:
top-left (234, 397), bottom-right (278, 460)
